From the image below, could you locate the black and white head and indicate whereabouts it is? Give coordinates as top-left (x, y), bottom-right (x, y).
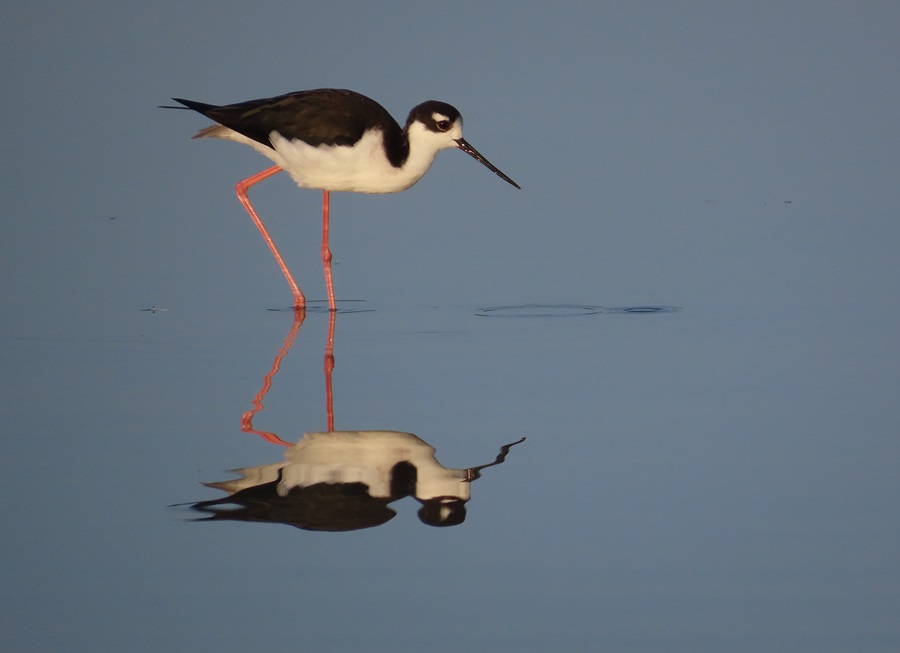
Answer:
top-left (406, 101), bottom-right (520, 189)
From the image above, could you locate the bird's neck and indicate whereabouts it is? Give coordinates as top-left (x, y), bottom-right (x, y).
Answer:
top-left (393, 122), bottom-right (448, 178)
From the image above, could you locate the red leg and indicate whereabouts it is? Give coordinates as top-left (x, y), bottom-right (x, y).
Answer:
top-left (324, 307), bottom-right (336, 431)
top-left (235, 165), bottom-right (306, 310)
top-left (240, 310), bottom-right (305, 447)
top-left (321, 190), bottom-right (336, 311)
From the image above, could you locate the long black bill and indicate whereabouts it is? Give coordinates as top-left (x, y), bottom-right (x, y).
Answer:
top-left (455, 138), bottom-right (521, 189)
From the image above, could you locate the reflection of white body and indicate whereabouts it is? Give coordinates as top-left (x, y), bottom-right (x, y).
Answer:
top-left (195, 431), bottom-right (523, 530)
top-left (214, 431), bottom-right (471, 501)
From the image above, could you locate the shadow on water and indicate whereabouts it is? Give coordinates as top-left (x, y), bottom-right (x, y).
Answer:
top-left (177, 309), bottom-right (524, 532)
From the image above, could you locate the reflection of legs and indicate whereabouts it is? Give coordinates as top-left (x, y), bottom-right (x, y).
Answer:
top-left (324, 308), bottom-right (336, 431)
top-left (235, 165), bottom-right (306, 309)
top-left (240, 310), bottom-right (305, 447)
top-left (321, 190), bottom-right (336, 311)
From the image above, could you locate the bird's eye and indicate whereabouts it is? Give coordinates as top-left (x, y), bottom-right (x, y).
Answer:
top-left (436, 120), bottom-right (451, 131)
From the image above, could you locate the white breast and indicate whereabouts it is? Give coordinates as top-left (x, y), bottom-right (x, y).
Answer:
top-left (196, 121), bottom-right (449, 194)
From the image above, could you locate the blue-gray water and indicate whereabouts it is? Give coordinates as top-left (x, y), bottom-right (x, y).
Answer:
top-left (2, 3), bottom-right (899, 651)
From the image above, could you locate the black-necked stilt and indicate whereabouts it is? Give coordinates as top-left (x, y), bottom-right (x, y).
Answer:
top-left (165, 88), bottom-right (520, 311)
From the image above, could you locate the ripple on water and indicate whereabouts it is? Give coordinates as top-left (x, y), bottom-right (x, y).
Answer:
top-left (474, 304), bottom-right (680, 318)
top-left (266, 300), bottom-right (372, 314)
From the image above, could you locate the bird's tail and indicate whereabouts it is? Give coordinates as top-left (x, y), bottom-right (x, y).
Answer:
top-left (158, 98), bottom-right (215, 112)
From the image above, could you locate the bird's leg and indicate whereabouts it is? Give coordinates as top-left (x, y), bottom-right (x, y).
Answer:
top-left (235, 165), bottom-right (306, 310)
top-left (324, 307), bottom-right (336, 431)
top-left (240, 310), bottom-right (305, 447)
top-left (321, 190), bottom-right (336, 311)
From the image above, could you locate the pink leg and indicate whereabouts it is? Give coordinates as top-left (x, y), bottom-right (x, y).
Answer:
top-left (235, 165), bottom-right (306, 310)
top-left (321, 190), bottom-right (336, 311)
top-left (240, 310), bottom-right (305, 447)
top-left (324, 307), bottom-right (336, 431)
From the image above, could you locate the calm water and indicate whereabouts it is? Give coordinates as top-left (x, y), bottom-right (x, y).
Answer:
top-left (3, 289), bottom-right (898, 652)
top-left (4, 4), bottom-right (900, 651)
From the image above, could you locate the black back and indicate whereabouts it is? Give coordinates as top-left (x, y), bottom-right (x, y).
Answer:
top-left (173, 88), bottom-right (402, 149)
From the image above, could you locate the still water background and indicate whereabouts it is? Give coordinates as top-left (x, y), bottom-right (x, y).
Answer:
top-left (2, 2), bottom-right (899, 651)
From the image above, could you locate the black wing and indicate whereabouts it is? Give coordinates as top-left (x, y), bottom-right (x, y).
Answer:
top-left (172, 89), bottom-right (399, 149)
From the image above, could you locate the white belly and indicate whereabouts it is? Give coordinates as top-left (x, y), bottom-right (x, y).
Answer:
top-left (200, 126), bottom-right (439, 194)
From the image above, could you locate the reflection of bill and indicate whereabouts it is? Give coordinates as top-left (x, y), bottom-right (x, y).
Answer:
top-left (190, 431), bottom-right (524, 532)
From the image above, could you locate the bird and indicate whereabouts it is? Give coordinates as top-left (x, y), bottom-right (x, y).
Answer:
top-left (165, 88), bottom-right (520, 311)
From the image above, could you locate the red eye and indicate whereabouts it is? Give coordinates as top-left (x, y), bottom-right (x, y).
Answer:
top-left (436, 120), bottom-right (451, 131)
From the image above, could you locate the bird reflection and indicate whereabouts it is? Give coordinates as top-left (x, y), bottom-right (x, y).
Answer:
top-left (187, 310), bottom-right (524, 531)
top-left (191, 430), bottom-right (523, 531)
